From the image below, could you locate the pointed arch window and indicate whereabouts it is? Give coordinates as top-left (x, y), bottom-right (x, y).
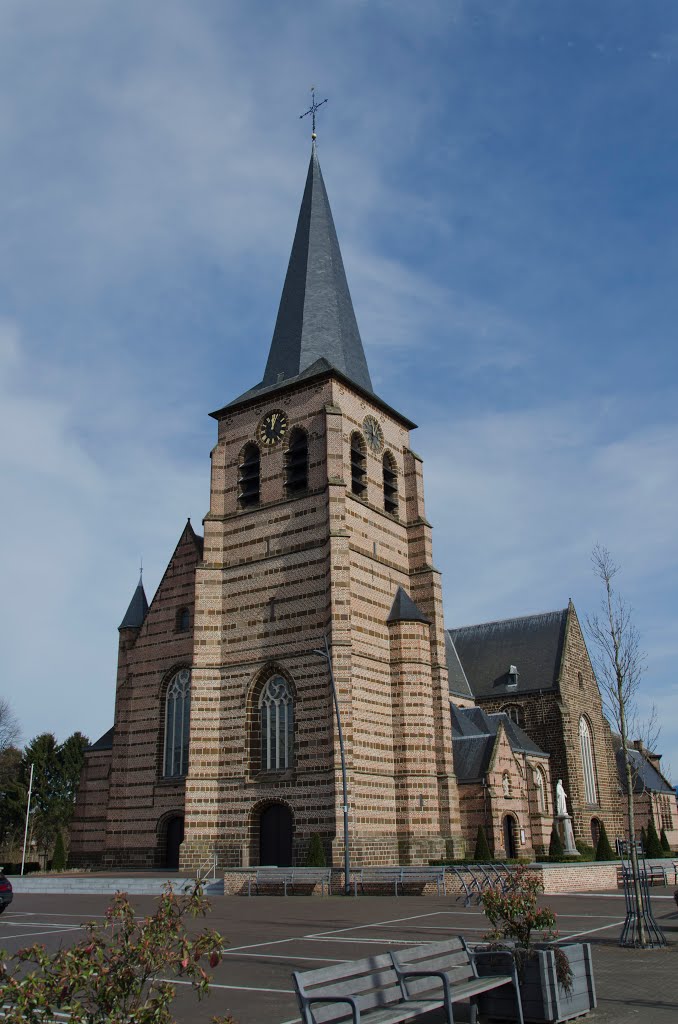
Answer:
top-left (502, 704), bottom-right (524, 728)
top-left (350, 432), bottom-right (367, 497)
top-left (259, 676), bottom-right (294, 771)
top-left (579, 716), bottom-right (598, 804)
top-left (285, 428), bottom-right (308, 493)
top-left (238, 443), bottom-right (260, 507)
top-left (163, 668), bottom-right (191, 778)
top-left (383, 451), bottom-right (398, 515)
top-left (176, 607), bottom-right (190, 632)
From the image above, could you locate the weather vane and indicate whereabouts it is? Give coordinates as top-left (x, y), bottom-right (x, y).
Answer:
top-left (299, 86), bottom-right (328, 141)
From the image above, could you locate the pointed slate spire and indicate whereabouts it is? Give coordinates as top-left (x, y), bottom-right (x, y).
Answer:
top-left (262, 146), bottom-right (373, 393)
top-left (119, 573), bottom-right (149, 630)
top-left (387, 586), bottom-right (431, 625)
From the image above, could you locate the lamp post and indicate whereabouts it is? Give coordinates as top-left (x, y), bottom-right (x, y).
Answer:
top-left (311, 635), bottom-right (351, 895)
top-left (21, 763), bottom-right (34, 876)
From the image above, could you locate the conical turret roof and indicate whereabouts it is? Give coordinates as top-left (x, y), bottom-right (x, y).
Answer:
top-left (119, 575), bottom-right (149, 630)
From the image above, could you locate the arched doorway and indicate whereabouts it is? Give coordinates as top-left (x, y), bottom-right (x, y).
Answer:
top-left (164, 815), bottom-right (184, 869)
top-left (502, 815), bottom-right (517, 859)
top-left (259, 803), bottom-right (293, 866)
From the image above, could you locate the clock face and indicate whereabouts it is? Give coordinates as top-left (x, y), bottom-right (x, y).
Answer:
top-left (258, 409), bottom-right (288, 446)
top-left (363, 415), bottom-right (384, 453)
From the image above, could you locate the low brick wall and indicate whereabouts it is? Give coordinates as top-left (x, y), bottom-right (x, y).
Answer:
top-left (224, 862), bottom-right (622, 896)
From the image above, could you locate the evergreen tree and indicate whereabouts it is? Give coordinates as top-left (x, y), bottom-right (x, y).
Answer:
top-left (660, 828), bottom-right (671, 853)
top-left (594, 821), bottom-right (615, 861)
top-left (645, 817), bottom-right (663, 858)
top-left (306, 833), bottom-right (326, 867)
top-left (640, 826), bottom-right (647, 853)
top-left (51, 830), bottom-right (66, 871)
top-left (549, 825), bottom-right (564, 860)
top-left (473, 825), bottom-right (492, 861)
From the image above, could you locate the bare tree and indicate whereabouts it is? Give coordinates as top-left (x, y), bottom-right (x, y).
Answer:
top-left (585, 544), bottom-right (649, 946)
top-left (0, 697), bottom-right (20, 753)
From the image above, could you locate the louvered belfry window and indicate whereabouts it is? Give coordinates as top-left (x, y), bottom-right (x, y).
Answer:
top-left (238, 443), bottom-right (260, 507)
top-left (579, 716), bottom-right (598, 804)
top-left (350, 433), bottom-right (367, 496)
top-left (285, 428), bottom-right (308, 493)
top-left (259, 676), bottom-right (294, 771)
top-left (383, 452), bottom-right (398, 514)
top-left (163, 669), bottom-right (191, 778)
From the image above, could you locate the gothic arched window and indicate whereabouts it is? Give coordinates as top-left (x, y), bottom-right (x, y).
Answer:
top-left (285, 428), bottom-right (308, 493)
top-left (383, 451), bottom-right (398, 514)
top-left (579, 716), bottom-right (598, 805)
top-left (176, 607), bottom-right (190, 632)
top-left (163, 668), bottom-right (191, 778)
top-left (259, 676), bottom-right (294, 771)
top-left (350, 432), bottom-right (367, 497)
top-left (502, 704), bottom-right (524, 728)
top-left (534, 766), bottom-right (547, 813)
top-left (238, 443), bottom-right (260, 507)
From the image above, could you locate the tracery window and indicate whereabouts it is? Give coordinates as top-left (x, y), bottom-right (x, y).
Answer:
top-left (502, 704), bottom-right (524, 728)
top-left (350, 433), bottom-right (367, 497)
top-left (579, 716), bottom-right (598, 805)
top-left (238, 443), bottom-right (260, 507)
top-left (163, 668), bottom-right (191, 778)
top-left (285, 428), bottom-right (308, 493)
top-left (382, 451), bottom-right (398, 514)
top-left (259, 676), bottom-right (294, 771)
top-left (534, 766), bottom-right (547, 813)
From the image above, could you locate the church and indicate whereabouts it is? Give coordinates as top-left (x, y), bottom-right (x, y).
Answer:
top-left (69, 138), bottom-right (676, 871)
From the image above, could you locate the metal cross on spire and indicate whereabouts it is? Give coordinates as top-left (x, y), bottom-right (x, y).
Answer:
top-left (299, 86), bottom-right (328, 141)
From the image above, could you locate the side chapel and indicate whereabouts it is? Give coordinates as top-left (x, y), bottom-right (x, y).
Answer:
top-left (70, 139), bottom-right (675, 870)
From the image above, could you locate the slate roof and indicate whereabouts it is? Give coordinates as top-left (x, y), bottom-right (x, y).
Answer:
top-left (119, 577), bottom-right (149, 630)
top-left (616, 748), bottom-right (675, 795)
top-left (449, 609), bottom-right (568, 698)
top-left (387, 587), bottom-right (430, 625)
top-left (223, 146), bottom-right (372, 411)
top-left (450, 705), bottom-right (548, 782)
top-left (446, 633), bottom-right (473, 699)
top-left (87, 727), bottom-right (114, 752)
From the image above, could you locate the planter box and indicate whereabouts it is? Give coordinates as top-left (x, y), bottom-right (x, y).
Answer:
top-left (476, 943), bottom-right (596, 1023)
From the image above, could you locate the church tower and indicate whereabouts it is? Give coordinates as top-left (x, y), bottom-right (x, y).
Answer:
top-left (181, 143), bottom-right (464, 868)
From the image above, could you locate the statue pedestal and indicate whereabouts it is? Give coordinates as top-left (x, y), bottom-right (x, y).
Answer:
top-left (556, 813), bottom-right (579, 856)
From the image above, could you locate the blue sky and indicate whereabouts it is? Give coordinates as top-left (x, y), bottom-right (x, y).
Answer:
top-left (2, 1), bottom-right (677, 779)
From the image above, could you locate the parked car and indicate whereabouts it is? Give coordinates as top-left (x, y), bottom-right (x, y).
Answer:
top-left (0, 871), bottom-right (13, 913)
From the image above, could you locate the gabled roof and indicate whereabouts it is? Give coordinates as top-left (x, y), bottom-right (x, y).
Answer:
top-left (446, 633), bottom-right (473, 699)
top-left (617, 748), bottom-right (675, 795)
top-left (449, 609), bottom-right (568, 698)
top-left (450, 705), bottom-right (548, 782)
top-left (119, 576), bottom-right (149, 630)
top-left (387, 587), bottom-right (430, 625)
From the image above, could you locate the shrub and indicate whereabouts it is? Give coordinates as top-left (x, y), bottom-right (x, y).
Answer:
top-left (0, 883), bottom-right (234, 1024)
top-left (473, 825), bottom-right (492, 861)
top-left (645, 818), bottom-right (663, 858)
top-left (640, 826), bottom-right (647, 853)
top-left (595, 821), bottom-right (615, 861)
top-left (548, 825), bottom-right (564, 860)
top-left (661, 828), bottom-right (671, 853)
top-left (575, 841), bottom-right (595, 861)
top-left (481, 866), bottom-right (573, 992)
top-left (51, 830), bottom-right (66, 872)
top-left (306, 833), bottom-right (326, 867)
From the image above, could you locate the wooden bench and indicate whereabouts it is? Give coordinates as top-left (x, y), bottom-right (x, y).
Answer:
top-left (246, 867), bottom-right (332, 896)
top-left (247, 867), bottom-right (293, 896)
top-left (292, 936), bottom-right (524, 1024)
top-left (352, 866), bottom-right (446, 896)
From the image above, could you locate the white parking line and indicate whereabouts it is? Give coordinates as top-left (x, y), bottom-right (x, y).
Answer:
top-left (549, 920), bottom-right (625, 941)
top-left (222, 951), bottom-right (347, 963)
top-left (159, 977), bottom-right (294, 994)
top-left (0, 927), bottom-right (83, 940)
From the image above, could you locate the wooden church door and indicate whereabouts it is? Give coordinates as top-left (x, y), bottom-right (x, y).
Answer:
top-left (259, 804), bottom-right (293, 866)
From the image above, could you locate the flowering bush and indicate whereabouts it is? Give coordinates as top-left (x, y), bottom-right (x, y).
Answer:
top-left (481, 866), bottom-right (573, 992)
top-left (0, 882), bottom-right (235, 1024)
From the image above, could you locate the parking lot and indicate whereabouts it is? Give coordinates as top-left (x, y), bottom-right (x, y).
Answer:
top-left (1, 887), bottom-right (677, 1023)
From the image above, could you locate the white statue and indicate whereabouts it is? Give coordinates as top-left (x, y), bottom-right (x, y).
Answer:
top-left (556, 778), bottom-right (568, 817)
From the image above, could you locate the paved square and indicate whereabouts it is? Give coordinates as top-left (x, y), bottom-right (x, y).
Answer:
top-left (1, 889), bottom-right (676, 1023)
